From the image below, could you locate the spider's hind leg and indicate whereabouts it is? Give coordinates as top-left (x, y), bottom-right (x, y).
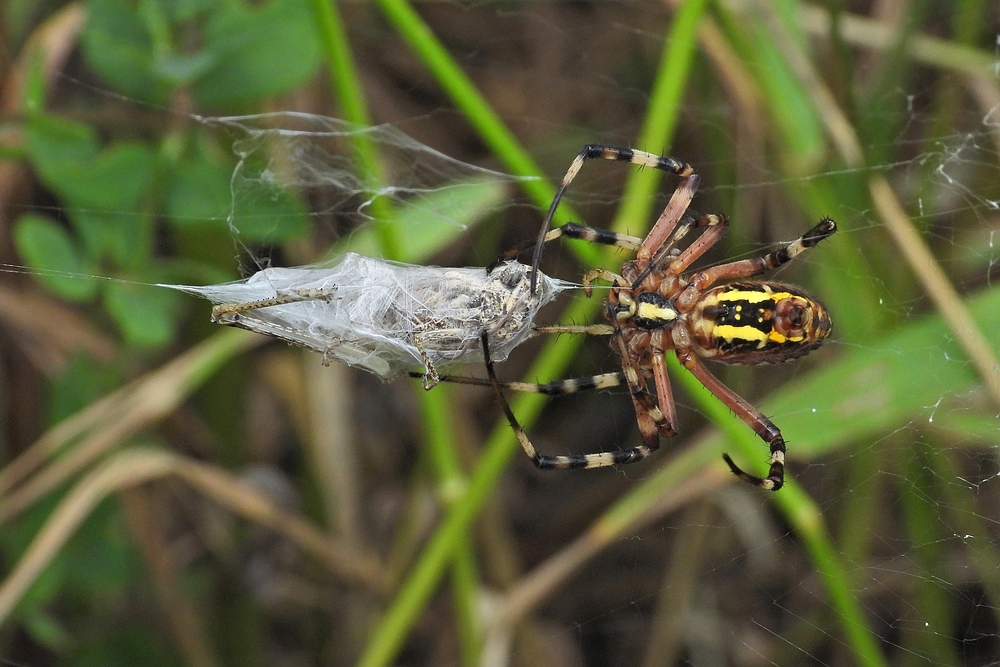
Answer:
top-left (673, 345), bottom-right (785, 491)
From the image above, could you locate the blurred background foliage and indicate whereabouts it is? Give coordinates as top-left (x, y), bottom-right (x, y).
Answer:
top-left (1, 1), bottom-right (1000, 666)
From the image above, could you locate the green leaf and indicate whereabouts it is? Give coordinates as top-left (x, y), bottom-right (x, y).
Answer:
top-left (63, 500), bottom-right (136, 596)
top-left (22, 608), bottom-right (70, 650)
top-left (152, 51), bottom-right (216, 85)
top-left (13, 215), bottom-right (98, 301)
top-left (165, 152), bottom-right (234, 227)
top-left (193, 0), bottom-right (321, 108)
top-left (21, 48), bottom-right (47, 114)
top-left (340, 176), bottom-right (510, 263)
top-left (69, 142), bottom-right (156, 210)
top-left (103, 282), bottom-right (182, 347)
top-left (27, 115), bottom-right (157, 210)
top-left (72, 209), bottom-right (154, 270)
top-left (25, 113), bottom-right (98, 165)
top-left (171, 0), bottom-right (219, 21)
top-left (71, 627), bottom-right (181, 667)
top-left (714, 3), bottom-right (826, 174)
top-left (81, 0), bottom-right (170, 104)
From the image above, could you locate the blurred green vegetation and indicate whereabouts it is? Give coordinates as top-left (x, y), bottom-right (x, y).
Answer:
top-left (1, 1), bottom-right (999, 666)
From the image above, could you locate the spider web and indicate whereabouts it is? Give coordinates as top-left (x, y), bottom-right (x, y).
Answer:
top-left (198, 111), bottom-right (533, 270)
top-left (2, 2), bottom-right (1000, 667)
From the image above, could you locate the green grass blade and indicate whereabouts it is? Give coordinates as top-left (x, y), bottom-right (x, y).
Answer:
top-left (307, 0), bottom-right (400, 257)
top-left (309, 1), bottom-right (482, 654)
top-left (373, 0), bottom-right (601, 270)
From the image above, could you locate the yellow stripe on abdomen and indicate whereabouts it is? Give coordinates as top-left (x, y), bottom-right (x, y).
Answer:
top-left (714, 324), bottom-right (768, 344)
top-left (717, 288), bottom-right (793, 305)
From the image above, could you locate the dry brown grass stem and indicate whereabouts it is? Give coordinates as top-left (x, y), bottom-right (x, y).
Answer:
top-left (483, 460), bottom-right (727, 647)
top-left (0, 447), bottom-right (391, 627)
top-left (0, 330), bottom-right (263, 519)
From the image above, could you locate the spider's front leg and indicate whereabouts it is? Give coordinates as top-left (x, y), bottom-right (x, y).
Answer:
top-left (490, 222), bottom-right (644, 271)
top-left (528, 145), bottom-right (695, 292)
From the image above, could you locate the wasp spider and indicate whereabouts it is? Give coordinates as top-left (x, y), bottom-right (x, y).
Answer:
top-left (439, 145), bottom-right (836, 491)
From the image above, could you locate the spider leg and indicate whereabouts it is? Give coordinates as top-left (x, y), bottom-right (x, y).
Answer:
top-left (630, 212), bottom-right (728, 290)
top-left (582, 268), bottom-right (629, 296)
top-left (558, 224), bottom-right (643, 251)
top-left (480, 332), bottom-right (544, 465)
top-left (414, 371), bottom-right (627, 395)
top-left (533, 323), bottom-right (615, 336)
top-left (480, 309), bottom-right (673, 469)
top-left (636, 173), bottom-right (700, 261)
top-left (649, 330), bottom-right (679, 436)
top-left (608, 312), bottom-right (676, 458)
top-left (673, 342), bottom-right (785, 491)
top-left (680, 218), bottom-right (838, 296)
top-left (530, 145), bottom-right (694, 293)
top-left (411, 315), bottom-right (619, 389)
top-left (491, 222), bottom-right (644, 270)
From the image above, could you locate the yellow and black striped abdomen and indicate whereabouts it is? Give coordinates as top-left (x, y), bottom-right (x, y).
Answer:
top-left (690, 282), bottom-right (832, 365)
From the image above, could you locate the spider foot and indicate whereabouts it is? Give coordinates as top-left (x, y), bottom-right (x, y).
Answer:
top-left (721, 453), bottom-right (783, 492)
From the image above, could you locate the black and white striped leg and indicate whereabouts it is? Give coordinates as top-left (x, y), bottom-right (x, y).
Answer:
top-left (529, 144), bottom-right (695, 293)
top-left (489, 221), bottom-right (645, 273)
top-left (685, 218), bottom-right (837, 288)
top-left (411, 371), bottom-right (628, 396)
top-left (480, 327), bottom-right (667, 470)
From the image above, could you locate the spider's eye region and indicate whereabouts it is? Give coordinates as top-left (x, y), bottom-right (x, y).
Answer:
top-left (614, 292), bottom-right (637, 321)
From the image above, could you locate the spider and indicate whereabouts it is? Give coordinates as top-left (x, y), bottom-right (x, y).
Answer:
top-left (441, 145), bottom-right (836, 491)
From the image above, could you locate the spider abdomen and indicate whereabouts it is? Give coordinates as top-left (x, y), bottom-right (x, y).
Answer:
top-left (689, 281), bottom-right (832, 365)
